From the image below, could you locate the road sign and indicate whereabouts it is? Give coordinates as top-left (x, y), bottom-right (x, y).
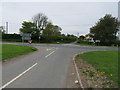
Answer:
top-left (21, 33), bottom-right (32, 40)
top-left (28, 40), bottom-right (32, 44)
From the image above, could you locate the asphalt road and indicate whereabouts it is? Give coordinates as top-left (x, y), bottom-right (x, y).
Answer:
top-left (2, 43), bottom-right (118, 88)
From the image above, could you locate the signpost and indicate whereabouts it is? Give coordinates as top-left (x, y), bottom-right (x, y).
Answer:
top-left (20, 33), bottom-right (32, 43)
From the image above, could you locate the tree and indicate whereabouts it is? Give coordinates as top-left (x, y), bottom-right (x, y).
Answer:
top-left (90, 14), bottom-right (120, 45)
top-left (32, 13), bottom-right (48, 31)
top-left (19, 21), bottom-right (39, 40)
top-left (42, 23), bottom-right (62, 42)
top-left (20, 21), bottom-right (39, 33)
top-left (79, 35), bottom-right (85, 39)
top-left (0, 26), bottom-right (5, 34)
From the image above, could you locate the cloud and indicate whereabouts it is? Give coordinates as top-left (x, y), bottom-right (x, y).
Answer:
top-left (2, 2), bottom-right (118, 35)
top-left (1, 0), bottom-right (119, 2)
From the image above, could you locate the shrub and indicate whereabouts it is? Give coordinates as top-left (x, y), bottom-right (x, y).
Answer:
top-left (77, 39), bottom-right (88, 44)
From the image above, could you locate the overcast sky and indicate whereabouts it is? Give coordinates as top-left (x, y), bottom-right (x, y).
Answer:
top-left (1, 2), bottom-right (118, 35)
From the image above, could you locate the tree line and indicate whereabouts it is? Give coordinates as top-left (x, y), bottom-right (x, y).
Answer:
top-left (1, 13), bottom-right (77, 43)
top-left (90, 14), bottom-right (120, 46)
top-left (77, 14), bottom-right (120, 46)
top-left (1, 13), bottom-right (119, 45)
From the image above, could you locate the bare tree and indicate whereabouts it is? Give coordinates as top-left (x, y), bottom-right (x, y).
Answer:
top-left (32, 13), bottom-right (48, 31)
top-left (0, 26), bottom-right (5, 34)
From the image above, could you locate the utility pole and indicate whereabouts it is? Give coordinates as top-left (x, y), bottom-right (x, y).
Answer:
top-left (77, 32), bottom-right (79, 38)
top-left (77, 32), bottom-right (79, 42)
top-left (6, 22), bottom-right (8, 34)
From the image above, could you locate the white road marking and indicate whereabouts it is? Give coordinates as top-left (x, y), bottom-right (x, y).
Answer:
top-left (0, 63), bottom-right (38, 89)
top-left (45, 51), bottom-right (55, 58)
top-left (46, 48), bottom-right (52, 51)
top-left (46, 49), bottom-right (49, 51)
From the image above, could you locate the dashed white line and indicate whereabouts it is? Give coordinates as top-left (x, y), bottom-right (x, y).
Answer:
top-left (0, 63), bottom-right (38, 89)
top-left (45, 51), bottom-right (55, 58)
top-left (45, 47), bottom-right (59, 58)
top-left (1, 47), bottom-right (58, 89)
top-left (46, 49), bottom-right (51, 51)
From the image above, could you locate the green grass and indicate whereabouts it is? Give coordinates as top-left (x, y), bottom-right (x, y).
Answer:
top-left (76, 43), bottom-right (118, 47)
top-left (76, 51), bottom-right (119, 87)
top-left (33, 42), bottom-right (66, 44)
top-left (2, 41), bottom-right (67, 44)
top-left (1, 44), bottom-right (37, 61)
top-left (76, 43), bottom-right (96, 46)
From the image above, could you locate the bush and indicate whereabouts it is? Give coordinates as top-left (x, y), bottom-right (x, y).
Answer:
top-left (77, 39), bottom-right (88, 45)
top-left (100, 40), bottom-right (120, 46)
top-left (40, 35), bottom-right (77, 43)
top-left (114, 40), bottom-right (120, 46)
top-left (2, 34), bottom-right (21, 39)
top-left (2, 34), bottom-right (22, 42)
top-left (2, 33), bottom-right (78, 43)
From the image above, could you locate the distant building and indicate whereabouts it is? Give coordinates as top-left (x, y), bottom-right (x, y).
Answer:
top-left (85, 35), bottom-right (93, 40)
top-left (85, 33), bottom-right (94, 40)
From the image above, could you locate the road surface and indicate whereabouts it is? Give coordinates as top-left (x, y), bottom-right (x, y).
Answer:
top-left (2, 43), bottom-right (118, 88)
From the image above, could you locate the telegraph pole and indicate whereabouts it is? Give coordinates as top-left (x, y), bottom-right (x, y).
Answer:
top-left (77, 32), bottom-right (79, 38)
top-left (76, 32), bottom-right (79, 42)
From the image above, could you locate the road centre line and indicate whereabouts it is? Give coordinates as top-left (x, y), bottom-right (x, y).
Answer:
top-left (46, 47), bottom-right (58, 51)
top-left (1, 63), bottom-right (38, 89)
top-left (46, 49), bottom-right (51, 51)
top-left (45, 47), bottom-right (59, 58)
top-left (45, 51), bottom-right (55, 58)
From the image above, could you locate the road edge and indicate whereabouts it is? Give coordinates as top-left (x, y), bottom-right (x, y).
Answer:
top-left (73, 54), bottom-right (84, 89)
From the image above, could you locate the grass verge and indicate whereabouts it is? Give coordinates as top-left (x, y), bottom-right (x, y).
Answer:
top-left (76, 43), bottom-right (118, 47)
top-left (76, 51), bottom-right (118, 87)
top-left (76, 43), bottom-right (96, 46)
top-left (1, 44), bottom-right (37, 61)
top-left (2, 41), bottom-right (67, 44)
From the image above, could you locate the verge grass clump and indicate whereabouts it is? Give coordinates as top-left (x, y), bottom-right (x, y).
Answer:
top-left (2, 44), bottom-right (37, 61)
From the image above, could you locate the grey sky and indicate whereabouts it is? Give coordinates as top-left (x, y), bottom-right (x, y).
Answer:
top-left (1, 2), bottom-right (118, 35)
